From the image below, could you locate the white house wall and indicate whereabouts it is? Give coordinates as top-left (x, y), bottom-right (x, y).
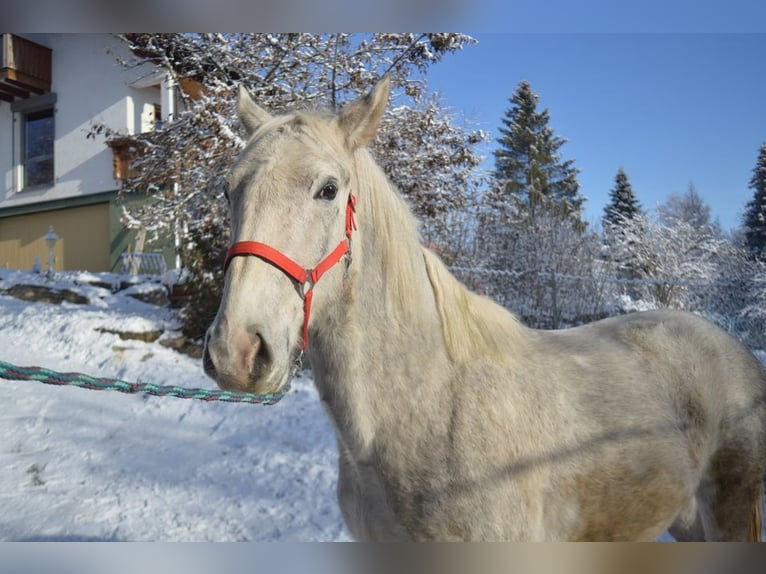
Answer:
top-left (0, 34), bottom-right (161, 211)
top-left (0, 99), bottom-right (11, 201)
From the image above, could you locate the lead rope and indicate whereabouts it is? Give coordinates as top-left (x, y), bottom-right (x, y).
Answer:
top-left (0, 360), bottom-right (287, 405)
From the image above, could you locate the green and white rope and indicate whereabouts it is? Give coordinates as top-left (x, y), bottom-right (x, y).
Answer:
top-left (0, 360), bottom-right (287, 405)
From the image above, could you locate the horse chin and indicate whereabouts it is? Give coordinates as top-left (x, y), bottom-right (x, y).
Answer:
top-left (263, 360), bottom-right (295, 394)
top-left (251, 369), bottom-right (291, 395)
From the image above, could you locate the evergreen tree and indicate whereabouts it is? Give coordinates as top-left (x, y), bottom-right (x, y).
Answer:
top-left (602, 168), bottom-right (642, 229)
top-left (488, 80), bottom-right (584, 226)
top-left (744, 143), bottom-right (766, 260)
top-left (602, 168), bottom-right (644, 283)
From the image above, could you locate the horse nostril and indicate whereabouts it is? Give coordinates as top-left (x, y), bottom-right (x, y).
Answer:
top-left (203, 343), bottom-right (216, 376)
top-left (203, 330), bottom-right (273, 389)
top-left (247, 333), bottom-right (273, 378)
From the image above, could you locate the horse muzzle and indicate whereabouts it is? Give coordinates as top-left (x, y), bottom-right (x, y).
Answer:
top-left (203, 328), bottom-right (288, 394)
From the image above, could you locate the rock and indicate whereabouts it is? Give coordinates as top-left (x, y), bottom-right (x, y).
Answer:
top-left (159, 334), bottom-right (204, 359)
top-left (96, 327), bottom-right (163, 343)
top-left (126, 288), bottom-right (169, 307)
top-left (4, 284), bottom-right (89, 305)
top-left (82, 279), bottom-right (118, 291)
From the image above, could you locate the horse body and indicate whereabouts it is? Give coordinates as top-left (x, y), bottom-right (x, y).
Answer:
top-left (316, 232), bottom-right (763, 541)
top-left (204, 77), bottom-right (766, 541)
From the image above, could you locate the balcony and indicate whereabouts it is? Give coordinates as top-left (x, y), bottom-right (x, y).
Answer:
top-left (0, 34), bottom-right (52, 102)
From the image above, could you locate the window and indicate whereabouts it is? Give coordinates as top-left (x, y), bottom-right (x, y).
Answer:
top-left (12, 92), bottom-right (57, 191)
top-left (22, 107), bottom-right (54, 188)
top-left (152, 103), bottom-right (162, 130)
top-left (140, 101), bottom-right (162, 133)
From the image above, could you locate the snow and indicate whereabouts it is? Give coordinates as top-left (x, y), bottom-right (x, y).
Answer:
top-left (0, 269), bottom-right (350, 541)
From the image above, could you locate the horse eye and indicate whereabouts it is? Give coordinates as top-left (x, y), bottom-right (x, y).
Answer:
top-left (222, 180), bottom-right (230, 201)
top-left (317, 182), bottom-right (338, 201)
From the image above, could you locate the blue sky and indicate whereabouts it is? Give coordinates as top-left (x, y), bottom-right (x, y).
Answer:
top-left (425, 33), bottom-right (766, 231)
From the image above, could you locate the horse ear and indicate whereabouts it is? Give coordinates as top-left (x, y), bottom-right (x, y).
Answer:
top-left (237, 85), bottom-right (272, 135)
top-left (338, 75), bottom-right (390, 150)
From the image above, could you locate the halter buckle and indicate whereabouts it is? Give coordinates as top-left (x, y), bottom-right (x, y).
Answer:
top-left (298, 273), bottom-right (314, 300)
top-left (343, 238), bottom-right (353, 283)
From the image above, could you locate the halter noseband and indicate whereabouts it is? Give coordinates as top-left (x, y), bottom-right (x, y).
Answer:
top-left (223, 194), bottom-right (357, 351)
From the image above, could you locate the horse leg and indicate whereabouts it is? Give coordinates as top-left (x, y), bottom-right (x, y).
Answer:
top-left (668, 497), bottom-right (707, 541)
top-left (750, 493), bottom-right (763, 543)
top-left (699, 445), bottom-right (764, 541)
top-left (335, 438), bottom-right (407, 541)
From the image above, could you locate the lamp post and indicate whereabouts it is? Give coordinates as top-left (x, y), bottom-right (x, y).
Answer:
top-left (44, 225), bottom-right (59, 278)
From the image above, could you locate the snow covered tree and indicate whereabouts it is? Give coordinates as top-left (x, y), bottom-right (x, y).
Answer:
top-left (603, 168), bottom-right (642, 228)
top-left (99, 33), bottom-right (484, 339)
top-left (602, 168), bottom-right (644, 283)
top-left (743, 142), bottom-right (766, 261)
top-left (658, 182), bottom-right (714, 231)
top-left (607, 212), bottom-right (747, 309)
top-left (472, 213), bottom-right (608, 328)
top-left (486, 80), bottom-right (584, 228)
top-left (108, 33), bottom-right (482, 233)
top-left (469, 200), bottom-right (607, 329)
top-left (469, 80), bottom-right (590, 327)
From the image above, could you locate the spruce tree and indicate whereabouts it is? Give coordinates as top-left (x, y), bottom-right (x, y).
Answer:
top-left (489, 80), bottom-right (584, 226)
top-left (602, 168), bottom-right (645, 283)
top-left (603, 168), bottom-right (642, 229)
top-left (744, 143), bottom-right (766, 260)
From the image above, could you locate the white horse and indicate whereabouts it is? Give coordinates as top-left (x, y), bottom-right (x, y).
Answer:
top-left (204, 76), bottom-right (766, 541)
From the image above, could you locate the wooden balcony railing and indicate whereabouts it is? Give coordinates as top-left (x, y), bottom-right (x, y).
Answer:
top-left (0, 33), bottom-right (52, 102)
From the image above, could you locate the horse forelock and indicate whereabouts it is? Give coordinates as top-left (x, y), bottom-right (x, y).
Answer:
top-left (231, 111), bottom-right (350, 195)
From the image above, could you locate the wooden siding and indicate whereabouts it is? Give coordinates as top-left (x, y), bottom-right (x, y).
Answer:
top-left (0, 34), bottom-right (52, 102)
top-left (0, 202), bottom-right (110, 271)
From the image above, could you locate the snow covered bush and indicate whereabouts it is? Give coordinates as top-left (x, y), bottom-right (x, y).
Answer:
top-left (465, 210), bottom-right (609, 329)
top-left (601, 211), bottom-right (766, 347)
top-left (606, 213), bottom-right (740, 309)
top-left (178, 219), bottom-right (227, 342)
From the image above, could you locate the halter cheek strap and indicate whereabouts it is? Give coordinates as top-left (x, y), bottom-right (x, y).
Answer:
top-left (223, 194), bottom-right (357, 351)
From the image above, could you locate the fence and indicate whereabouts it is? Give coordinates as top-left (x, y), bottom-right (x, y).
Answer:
top-left (120, 252), bottom-right (168, 276)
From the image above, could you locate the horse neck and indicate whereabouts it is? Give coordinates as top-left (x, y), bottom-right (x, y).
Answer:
top-left (308, 150), bottom-right (455, 457)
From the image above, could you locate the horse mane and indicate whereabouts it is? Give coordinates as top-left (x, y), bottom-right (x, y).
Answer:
top-left (420, 248), bottom-right (528, 363)
top-left (352, 147), bottom-right (527, 364)
top-left (352, 147), bottom-right (427, 320)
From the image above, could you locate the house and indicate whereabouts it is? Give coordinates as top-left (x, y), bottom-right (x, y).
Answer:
top-left (0, 33), bottom-right (181, 273)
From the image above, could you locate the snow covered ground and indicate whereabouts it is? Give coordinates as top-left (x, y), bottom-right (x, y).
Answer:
top-left (0, 269), bottom-right (350, 541)
top-left (0, 269), bottom-right (763, 542)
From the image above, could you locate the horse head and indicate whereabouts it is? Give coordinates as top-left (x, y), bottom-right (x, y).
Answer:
top-left (203, 76), bottom-right (390, 394)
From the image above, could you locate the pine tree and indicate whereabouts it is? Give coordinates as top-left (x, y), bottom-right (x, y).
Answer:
top-left (488, 80), bottom-right (584, 226)
top-left (602, 168), bottom-right (642, 229)
top-left (602, 168), bottom-right (644, 283)
top-left (744, 143), bottom-right (766, 260)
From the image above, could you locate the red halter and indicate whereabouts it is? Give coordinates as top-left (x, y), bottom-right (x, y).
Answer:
top-left (223, 194), bottom-right (357, 351)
